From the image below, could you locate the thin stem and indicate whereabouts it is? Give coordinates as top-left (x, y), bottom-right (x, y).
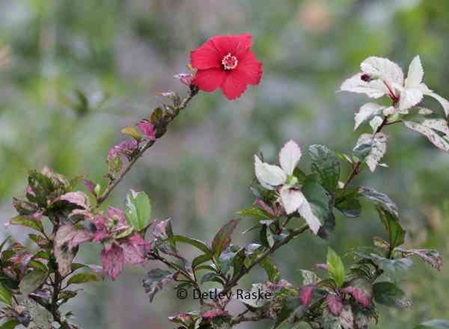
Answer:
top-left (222, 224), bottom-right (309, 295)
top-left (96, 87), bottom-right (198, 206)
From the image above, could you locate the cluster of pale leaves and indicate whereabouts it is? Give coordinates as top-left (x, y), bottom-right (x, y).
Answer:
top-left (254, 140), bottom-right (322, 235)
top-left (341, 56), bottom-right (449, 170)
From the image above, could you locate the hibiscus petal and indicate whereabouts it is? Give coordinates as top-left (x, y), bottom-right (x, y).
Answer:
top-left (190, 39), bottom-right (221, 70)
top-left (211, 33), bottom-right (252, 57)
top-left (426, 92), bottom-right (449, 117)
top-left (192, 68), bottom-right (226, 92)
top-left (296, 192), bottom-right (322, 235)
top-left (236, 51), bottom-right (263, 85)
top-left (254, 156), bottom-right (286, 189)
top-left (280, 187), bottom-right (303, 214)
top-left (279, 140), bottom-right (302, 175)
top-left (405, 55), bottom-right (424, 88)
top-left (221, 71), bottom-right (248, 100)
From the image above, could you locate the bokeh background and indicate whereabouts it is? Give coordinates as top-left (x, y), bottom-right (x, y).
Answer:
top-left (1, 0), bottom-right (448, 328)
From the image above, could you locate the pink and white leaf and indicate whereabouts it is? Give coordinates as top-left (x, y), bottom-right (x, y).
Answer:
top-left (56, 192), bottom-right (89, 209)
top-left (101, 243), bottom-right (125, 280)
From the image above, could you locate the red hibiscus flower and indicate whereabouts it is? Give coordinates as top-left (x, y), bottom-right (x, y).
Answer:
top-left (190, 33), bottom-right (263, 100)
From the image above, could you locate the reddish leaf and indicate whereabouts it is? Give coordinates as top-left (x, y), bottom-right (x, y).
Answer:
top-left (211, 219), bottom-right (239, 256)
top-left (299, 285), bottom-right (314, 307)
top-left (342, 286), bottom-right (371, 308)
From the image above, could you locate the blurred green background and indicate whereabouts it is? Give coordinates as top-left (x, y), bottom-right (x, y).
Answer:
top-left (0, 0), bottom-right (448, 328)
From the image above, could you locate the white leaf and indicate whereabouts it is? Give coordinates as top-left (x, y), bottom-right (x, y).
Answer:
top-left (355, 133), bottom-right (388, 172)
top-left (296, 192), bottom-right (322, 235)
top-left (426, 92), bottom-right (449, 117)
top-left (404, 119), bottom-right (449, 152)
top-left (280, 187), bottom-right (303, 215)
top-left (366, 133), bottom-right (388, 172)
top-left (279, 140), bottom-right (302, 175)
top-left (340, 74), bottom-right (388, 98)
top-left (369, 116), bottom-right (384, 132)
top-left (405, 55), bottom-right (424, 88)
top-left (382, 106), bottom-right (396, 116)
top-left (360, 57), bottom-right (404, 86)
top-left (398, 88), bottom-right (423, 113)
top-left (354, 103), bottom-right (385, 130)
top-left (254, 156), bottom-right (286, 189)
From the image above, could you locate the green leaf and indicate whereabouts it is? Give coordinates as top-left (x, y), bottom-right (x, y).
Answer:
top-left (0, 284), bottom-right (12, 305)
top-left (211, 219), bottom-right (239, 256)
top-left (259, 224), bottom-right (274, 248)
top-left (326, 248), bottom-right (345, 287)
top-left (358, 253), bottom-right (413, 279)
top-left (9, 216), bottom-right (43, 232)
top-left (27, 170), bottom-right (54, 205)
top-left (376, 206), bottom-right (405, 249)
top-left (125, 190), bottom-right (152, 232)
top-left (236, 207), bottom-right (272, 220)
top-left (301, 177), bottom-right (332, 220)
top-left (58, 290), bottom-right (78, 305)
top-left (301, 177), bottom-right (333, 237)
top-left (121, 126), bottom-right (142, 141)
top-left (359, 187), bottom-right (398, 217)
top-left (167, 235), bottom-right (211, 255)
top-left (211, 316), bottom-right (232, 329)
top-left (200, 272), bottom-right (224, 285)
top-left (0, 320), bottom-right (20, 329)
top-left (373, 282), bottom-right (411, 308)
top-left (232, 248), bottom-right (247, 278)
top-left (192, 254), bottom-right (212, 269)
top-left (334, 188), bottom-right (361, 218)
top-left (308, 144), bottom-right (340, 193)
top-left (19, 271), bottom-right (48, 295)
top-left (416, 320), bottom-right (449, 329)
top-left (67, 273), bottom-right (99, 285)
top-left (259, 258), bottom-right (280, 283)
top-left (28, 260), bottom-right (48, 272)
